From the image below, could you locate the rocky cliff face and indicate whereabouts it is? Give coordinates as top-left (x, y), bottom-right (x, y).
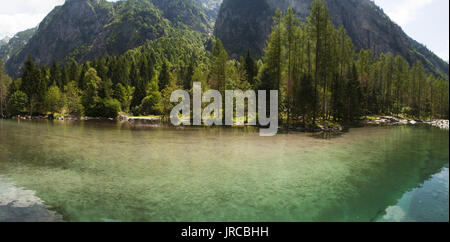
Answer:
top-left (0, 28), bottom-right (36, 64)
top-left (5, 0), bottom-right (213, 77)
top-left (193, 0), bottom-right (223, 21)
top-left (214, 0), bottom-right (449, 78)
top-left (214, 0), bottom-right (273, 59)
top-left (0, 37), bottom-right (9, 47)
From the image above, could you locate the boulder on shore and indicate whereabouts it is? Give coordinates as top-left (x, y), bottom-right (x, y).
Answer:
top-left (425, 120), bottom-right (449, 130)
top-left (365, 116), bottom-right (449, 130)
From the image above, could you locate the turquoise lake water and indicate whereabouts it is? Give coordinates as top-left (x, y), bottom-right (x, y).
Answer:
top-left (0, 119), bottom-right (448, 222)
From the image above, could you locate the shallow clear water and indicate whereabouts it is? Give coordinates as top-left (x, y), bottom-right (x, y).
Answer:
top-left (0, 119), bottom-right (448, 222)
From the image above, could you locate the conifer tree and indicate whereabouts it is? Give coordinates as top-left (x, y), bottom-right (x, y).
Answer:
top-left (158, 61), bottom-right (171, 92)
top-left (210, 39), bottom-right (229, 92)
top-left (21, 55), bottom-right (41, 115)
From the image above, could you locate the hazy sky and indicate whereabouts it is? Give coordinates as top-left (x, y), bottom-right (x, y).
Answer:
top-left (0, 0), bottom-right (448, 60)
top-left (375, 0), bottom-right (449, 61)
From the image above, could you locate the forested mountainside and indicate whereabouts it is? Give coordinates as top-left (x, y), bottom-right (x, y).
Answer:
top-left (192, 0), bottom-right (223, 21)
top-left (0, 28), bottom-right (36, 64)
top-left (4, 0), bottom-right (214, 77)
top-left (214, 0), bottom-right (449, 78)
top-left (0, 0), bottom-right (448, 123)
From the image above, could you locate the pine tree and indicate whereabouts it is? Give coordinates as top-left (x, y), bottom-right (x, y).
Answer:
top-left (210, 39), bottom-right (229, 92)
top-left (307, 0), bottom-right (331, 122)
top-left (244, 49), bottom-right (257, 87)
top-left (21, 55), bottom-right (41, 116)
top-left (130, 62), bottom-right (145, 109)
top-left (331, 73), bottom-right (345, 122)
top-left (50, 61), bottom-right (61, 87)
top-left (263, 9), bottom-right (284, 91)
top-left (183, 61), bottom-right (195, 90)
top-left (158, 61), bottom-right (171, 92)
top-left (60, 64), bottom-right (70, 88)
top-left (345, 64), bottom-right (361, 122)
top-left (294, 73), bottom-right (315, 124)
top-left (68, 60), bottom-right (80, 84)
top-left (82, 68), bottom-right (102, 116)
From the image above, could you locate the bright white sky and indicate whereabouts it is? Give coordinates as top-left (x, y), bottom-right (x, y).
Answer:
top-left (0, 0), bottom-right (449, 61)
top-left (375, 0), bottom-right (449, 61)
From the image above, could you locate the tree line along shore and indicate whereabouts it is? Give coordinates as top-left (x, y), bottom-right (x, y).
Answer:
top-left (0, 0), bottom-right (448, 130)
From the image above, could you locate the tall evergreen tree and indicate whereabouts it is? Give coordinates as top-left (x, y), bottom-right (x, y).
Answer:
top-left (345, 64), bottom-right (362, 122)
top-left (244, 49), bottom-right (257, 87)
top-left (210, 39), bottom-right (229, 92)
top-left (158, 61), bottom-right (171, 92)
top-left (21, 55), bottom-right (41, 115)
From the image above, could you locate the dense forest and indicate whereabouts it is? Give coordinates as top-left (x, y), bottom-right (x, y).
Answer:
top-left (0, 0), bottom-right (448, 125)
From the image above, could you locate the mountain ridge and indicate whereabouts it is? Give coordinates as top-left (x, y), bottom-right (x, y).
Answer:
top-left (214, 0), bottom-right (448, 78)
top-left (0, 28), bottom-right (37, 64)
top-left (3, 0), bottom-right (215, 77)
top-left (2, 0), bottom-right (448, 79)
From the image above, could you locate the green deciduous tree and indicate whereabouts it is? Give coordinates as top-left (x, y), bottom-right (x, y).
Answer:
top-left (8, 91), bottom-right (28, 116)
top-left (44, 85), bottom-right (64, 116)
top-left (65, 81), bottom-right (84, 117)
top-left (138, 81), bottom-right (162, 115)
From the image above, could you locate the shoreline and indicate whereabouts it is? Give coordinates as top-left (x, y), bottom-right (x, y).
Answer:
top-left (364, 116), bottom-right (449, 130)
top-left (3, 115), bottom-right (449, 131)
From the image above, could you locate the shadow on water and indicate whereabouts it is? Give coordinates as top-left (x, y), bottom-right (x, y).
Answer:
top-left (308, 131), bottom-right (347, 139)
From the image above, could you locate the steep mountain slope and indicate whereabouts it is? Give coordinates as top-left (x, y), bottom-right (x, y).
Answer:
top-left (5, 0), bottom-right (213, 77)
top-left (214, 0), bottom-right (449, 78)
top-left (0, 28), bottom-right (36, 63)
top-left (193, 0), bottom-right (223, 21)
top-left (0, 37), bottom-right (9, 47)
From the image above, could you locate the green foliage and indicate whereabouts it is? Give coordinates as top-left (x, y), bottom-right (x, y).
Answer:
top-left (7, 0), bottom-right (448, 122)
top-left (345, 64), bottom-right (362, 121)
top-left (82, 68), bottom-right (102, 117)
top-left (0, 61), bottom-right (12, 117)
top-left (161, 79), bottom-right (181, 118)
top-left (8, 90), bottom-right (28, 116)
top-left (210, 38), bottom-right (229, 92)
top-left (65, 81), bottom-right (84, 117)
top-left (137, 81), bottom-right (162, 115)
top-left (97, 98), bottom-right (121, 119)
top-left (294, 73), bottom-right (315, 123)
top-left (114, 83), bottom-right (134, 113)
top-left (261, 9), bottom-right (284, 92)
top-left (20, 55), bottom-right (41, 114)
top-left (244, 50), bottom-right (257, 86)
top-left (158, 61), bottom-right (171, 91)
top-left (44, 85), bottom-right (64, 114)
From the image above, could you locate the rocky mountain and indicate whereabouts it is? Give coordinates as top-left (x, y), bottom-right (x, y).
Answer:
top-left (193, 0), bottom-right (223, 21)
top-left (0, 28), bottom-right (36, 64)
top-left (214, 0), bottom-right (449, 78)
top-left (4, 0), bottom-right (214, 77)
top-left (0, 37), bottom-right (10, 47)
